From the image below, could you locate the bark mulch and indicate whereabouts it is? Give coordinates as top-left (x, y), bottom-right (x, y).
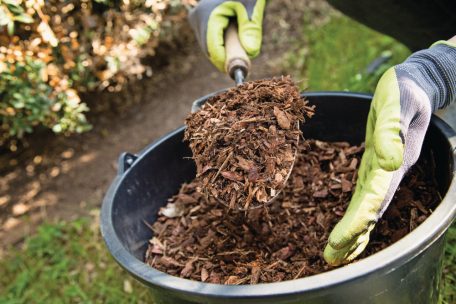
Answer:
top-left (184, 77), bottom-right (314, 209)
top-left (145, 140), bottom-right (440, 284)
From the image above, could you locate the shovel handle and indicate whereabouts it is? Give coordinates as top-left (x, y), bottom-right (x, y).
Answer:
top-left (224, 23), bottom-right (251, 81)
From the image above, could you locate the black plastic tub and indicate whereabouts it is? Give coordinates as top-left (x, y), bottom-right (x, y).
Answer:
top-left (100, 92), bottom-right (456, 304)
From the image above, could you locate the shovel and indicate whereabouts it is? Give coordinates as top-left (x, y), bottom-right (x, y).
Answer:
top-left (191, 23), bottom-right (299, 210)
top-left (191, 23), bottom-right (250, 112)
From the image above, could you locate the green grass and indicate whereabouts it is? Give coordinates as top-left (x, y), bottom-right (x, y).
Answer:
top-left (441, 226), bottom-right (456, 304)
top-left (0, 215), bottom-right (154, 304)
top-left (285, 14), bottom-right (411, 93)
top-left (1, 12), bottom-right (454, 304)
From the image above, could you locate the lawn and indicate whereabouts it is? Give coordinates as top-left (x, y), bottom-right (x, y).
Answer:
top-left (1, 13), bottom-right (454, 304)
top-left (0, 214), bottom-right (154, 303)
top-left (285, 13), bottom-right (411, 92)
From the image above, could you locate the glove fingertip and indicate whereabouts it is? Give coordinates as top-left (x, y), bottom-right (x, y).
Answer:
top-left (210, 50), bottom-right (226, 72)
top-left (323, 244), bottom-right (343, 266)
top-left (324, 229), bottom-right (372, 266)
top-left (377, 154), bottom-right (403, 171)
top-left (240, 32), bottom-right (262, 57)
top-left (237, 21), bottom-right (262, 58)
top-left (374, 138), bottom-right (404, 171)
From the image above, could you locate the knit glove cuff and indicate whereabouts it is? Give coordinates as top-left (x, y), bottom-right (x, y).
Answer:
top-left (396, 41), bottom-right (456, 112)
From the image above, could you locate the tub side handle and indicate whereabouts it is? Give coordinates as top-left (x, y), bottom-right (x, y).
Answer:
top-left (117, 152), bottom-right (138, 176)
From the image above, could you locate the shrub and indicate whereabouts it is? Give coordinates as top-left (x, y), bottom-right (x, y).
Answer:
top-left (0, 57), bottom-right (90, 138)
top-left (0, 0), bottom-right (195, 147)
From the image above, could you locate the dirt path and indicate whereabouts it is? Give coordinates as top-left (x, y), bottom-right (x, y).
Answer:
top-left (0, 0), bottom-right (333, 250)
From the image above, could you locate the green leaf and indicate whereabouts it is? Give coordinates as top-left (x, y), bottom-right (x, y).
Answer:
top-left (13, 13), bottom-right (34, 24)
top-left (7, 20), bottom-right (14, 35)
top-left (2, 0), bottom-right (20, 5)
top-left (4, 2), bottom-right (24, 15)
top-left (52, 124), bottom-right (62, 133)
top-left (130, 26), bottom-right (151, 46)
top-left (9, 270), bottom-right (31, 297)
top-left (0, 6), bottom-right (11, 26)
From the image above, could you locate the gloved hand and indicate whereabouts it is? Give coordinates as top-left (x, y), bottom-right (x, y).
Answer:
top-left (324, 41), bottom-right (456, 266)
top-left (188, 0), bottom-right (266, 71)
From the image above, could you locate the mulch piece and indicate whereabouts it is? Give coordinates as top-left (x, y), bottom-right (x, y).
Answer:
top-left (184, 76), bottom-right (314, 209)
top-left (145, 140), bottom-right (440, 284)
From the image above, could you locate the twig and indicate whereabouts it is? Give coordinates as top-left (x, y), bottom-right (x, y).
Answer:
top-left (294, 263), bottom-right (307, 279)
top-left (211, 151), bottom-right (233, 183)
top-left (142, 219), bottom-right (154, 231)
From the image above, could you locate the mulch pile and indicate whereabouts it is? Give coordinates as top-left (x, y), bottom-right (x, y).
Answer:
top-left (184, 77), bottom-right (314, 209)
top-left (145, 140), bottom-right (440, 284)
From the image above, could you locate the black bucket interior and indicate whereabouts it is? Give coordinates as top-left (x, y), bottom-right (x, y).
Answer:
top-left (109, 92), bottom-right (453, 262)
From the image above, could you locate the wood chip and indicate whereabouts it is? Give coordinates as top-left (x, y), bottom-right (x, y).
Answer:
top-left (201, 268), bottom-right (209, 282)
top-left (273, 106), bottom-right (291, 129)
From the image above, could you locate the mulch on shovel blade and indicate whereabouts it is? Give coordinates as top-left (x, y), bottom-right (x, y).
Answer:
top-left (184, 77), bottom-right (314, 209)
top-left (145, 140), bottom-right (440, 285)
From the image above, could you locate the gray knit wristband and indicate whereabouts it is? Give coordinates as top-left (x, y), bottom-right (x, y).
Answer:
top-left (395, 43), bottom-right (456, 112)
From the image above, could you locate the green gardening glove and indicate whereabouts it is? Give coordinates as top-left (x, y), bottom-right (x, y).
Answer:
top-left (324, 41), bottom-right (456, 266)
top-left (188, 0), bottom-right (266, 71)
